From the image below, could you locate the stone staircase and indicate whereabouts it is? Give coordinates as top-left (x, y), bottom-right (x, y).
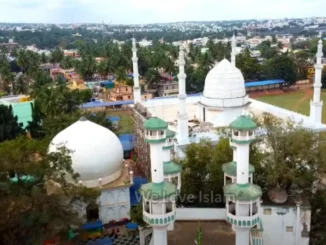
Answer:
top-left (250, 219), bottom-right (263, 245)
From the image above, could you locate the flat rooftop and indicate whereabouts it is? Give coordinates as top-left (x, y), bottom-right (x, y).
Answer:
top-left (168, 221), bottom-right (235, 245)
top-left (0, 95), bottom-right (28, 103)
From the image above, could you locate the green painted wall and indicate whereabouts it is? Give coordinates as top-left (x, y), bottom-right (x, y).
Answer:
top-left (0, 99), bottom-right (34, 128)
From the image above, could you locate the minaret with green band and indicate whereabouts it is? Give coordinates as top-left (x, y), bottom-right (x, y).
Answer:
top-left (140, 117), bottom-right (177, 245)
top-left (223, 115), bottom-right (262, 245)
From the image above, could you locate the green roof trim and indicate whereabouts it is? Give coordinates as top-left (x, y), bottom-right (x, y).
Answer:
top-left (232, 139), bottom-right (254, 144)
top-left (163, 161), bottom-right (182, 175)
top-left (140, 182), bottom-right (177, 200)
top-left (230, 115), bottom-right (257, 130)
top-left (163, 145), bottom-right (174, 150)
top-left (144, 117), bottom-right (168, 130)
top-left (224, 183), bottom-right (262, 202)
top-left (145, 138), bottom-right (167, 144)
top-left (222, 161), bottom-right (255, 176)
top-left (166, 129), bottom-right (176, 138)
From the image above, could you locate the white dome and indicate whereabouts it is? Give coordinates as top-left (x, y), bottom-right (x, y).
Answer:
top-left (201, 59), bottom-right (248, 108)
top-left (48, 117), bottom-right (124, 188)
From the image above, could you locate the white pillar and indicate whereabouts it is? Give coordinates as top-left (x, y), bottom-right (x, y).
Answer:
top-left (177, 45), bottom-right (190, 145)
top-left (132, 38), bottom-right (141, 104)
top-left (236, 228), bottom-right (250, 245)
top-left (233, 147), bottom-right (237, 162)
top-left (153, 228), bottom-right (168, 245)
top-left (150, 144), bottom-right (164, 183)
top-left (310, 39), bottom-right (323, 123)
top-left (296, 203), bottom-right (301, 245)
top-left (162, 149), bottom-right (170, 163)
top-left (231, 34), bottom-right (237, 67)
top-left (236, 144), bottom-right (250, 184)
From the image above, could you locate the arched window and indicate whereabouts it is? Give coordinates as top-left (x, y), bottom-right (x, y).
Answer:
top-left (86, 203), bottom-right (99, 222)
top-left (166, 202), bottom-right (173, 213)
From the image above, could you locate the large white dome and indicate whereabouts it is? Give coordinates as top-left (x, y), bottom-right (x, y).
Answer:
top-left (201, 59), bottom-right (248, 108)
top-left (48, 117), bottom-right (124, 188)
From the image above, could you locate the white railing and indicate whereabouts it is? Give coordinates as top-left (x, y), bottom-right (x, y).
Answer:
top-left (176, 208), bottom-right (226, 220)
top-left (250, 98), bottom-right (326, 131)
top-left (226, 212), bottom-right (260, 228)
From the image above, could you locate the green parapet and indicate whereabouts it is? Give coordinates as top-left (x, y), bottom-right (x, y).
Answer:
top-left (163, 161), bottom-right (182, 175)
top-left (222, 161), bottom-right (255, 177)
top-left (224, 183), bottom-right (262, 202)
top-left (230, 115), bottom-right (257, 131)
top-left (144, 117), bottom-right (168, 130)
top-left (140, 182), bottom-right (177, 200)
top-left (166, 129), bottom-right (176, 138)
top-left (163, 145), bottom-right (174, 150)
top-left (145, 138), bottom-right (167, 144)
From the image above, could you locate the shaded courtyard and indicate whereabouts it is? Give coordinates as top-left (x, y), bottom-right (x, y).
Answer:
top-left (168, 221), bottom-right (235, 245)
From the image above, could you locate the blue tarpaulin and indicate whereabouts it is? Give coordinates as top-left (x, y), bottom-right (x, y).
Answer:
top-left (107, 116), bottom-right (120, 123)
top-left (126, 222), bottom-right (138, 230)
top-left (85, 237), bottom-right (113, 245)
top-left (82, 221), bottom-right (103, 231)
top-left (119, 134), bottom-right (136, 151)
top-left (80, 100), bottom-right (134, 109)
top-left (129, 177), bottom-right (147, 206)
top-left (245, 79), bottom-right (285, 87)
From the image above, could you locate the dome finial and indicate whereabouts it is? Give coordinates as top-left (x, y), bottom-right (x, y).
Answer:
top-left (79, 116), bottom-right (87, 121)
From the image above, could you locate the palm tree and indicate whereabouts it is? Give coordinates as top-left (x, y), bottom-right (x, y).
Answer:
top-left (13, 75), bottom-right (28, 95)
top-left (37, 88), bottom-right (60, 117)
top-left (145, 68), bottom-right (160, 88)
top-left (115, 67), bottom-right (130, 85)
top-left (29, 71), bottom-right (52, 98)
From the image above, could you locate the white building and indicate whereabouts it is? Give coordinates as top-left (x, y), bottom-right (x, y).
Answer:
top-left (132, 39), bottom-right (326, 245)
top-left (49, 117), bottom-right (132, 224)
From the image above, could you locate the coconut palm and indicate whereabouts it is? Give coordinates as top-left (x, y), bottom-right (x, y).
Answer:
top-left (13, 75), bottom-right (28, 95)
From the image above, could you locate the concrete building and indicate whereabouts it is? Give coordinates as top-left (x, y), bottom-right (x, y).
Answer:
top-left (0, 95), bottom-right (34, 128)
top-left (157, 81), bottom-right (179, 97)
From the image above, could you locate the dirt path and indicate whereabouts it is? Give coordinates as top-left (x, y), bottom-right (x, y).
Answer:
top-left (292, 89), bottom-right (313, 111)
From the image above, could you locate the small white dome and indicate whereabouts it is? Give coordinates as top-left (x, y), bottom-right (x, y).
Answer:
top-left (200, 59), bottom-right (248, 108)
top-left (48, 117), bottom-right (124, 188)
top-left (203, 59), bottom-right (246, 99)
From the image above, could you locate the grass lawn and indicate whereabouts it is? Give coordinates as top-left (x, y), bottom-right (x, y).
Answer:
top-left (255, 89), bottom-right (326, 123)
top-left (106, 111), bottom-right (135, 134)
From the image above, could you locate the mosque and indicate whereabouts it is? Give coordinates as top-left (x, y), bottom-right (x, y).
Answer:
top-left (47, 38), bottom-right (324, 245)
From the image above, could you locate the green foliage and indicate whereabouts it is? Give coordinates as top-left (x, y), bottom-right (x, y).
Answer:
top-left (322, 68), bottom-right (326, 88)
top-left (236, 50), bottom-right (262, 81)
top-left (0, 105), bottom-right (25, 142)
top-left (50, 48), bottom-right (64, 65)
top-left (0, 136), bottom-right (99, 245)
top-left (130, 203), bottom-right (148, 227)
top-left (180, 138), bottom-right (232, 207)
top-left (262, 55), bottom-right (298, 86)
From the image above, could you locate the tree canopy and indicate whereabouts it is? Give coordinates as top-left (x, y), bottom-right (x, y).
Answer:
top-left (0, 136), bottom-right (99, 245)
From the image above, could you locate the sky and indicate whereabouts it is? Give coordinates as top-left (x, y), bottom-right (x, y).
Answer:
top-left (0, 0), bottom-right (325, 24)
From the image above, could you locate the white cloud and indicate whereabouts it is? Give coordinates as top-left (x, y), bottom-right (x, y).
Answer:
top-left (0, 0), bottom-right (325, 23)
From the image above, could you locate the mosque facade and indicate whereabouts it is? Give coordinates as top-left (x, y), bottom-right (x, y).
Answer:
top-left (46, 37), bottom-right (324, 245)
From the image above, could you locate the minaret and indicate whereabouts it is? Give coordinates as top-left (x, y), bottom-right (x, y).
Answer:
top-left (163, 129), bottom-right (181, 191)
top-left (310, 39), bottom-right (324, 124)
top-left (177, 44), bottom-right (190, 145)
top-left (231, 33), bottom-right (237, 67)
top-left (223, 115), bottom-right (262, 245)
top-left (140, 117), bottom-right (177, 245)
top-left (132, 38), bottom-right (141, 104)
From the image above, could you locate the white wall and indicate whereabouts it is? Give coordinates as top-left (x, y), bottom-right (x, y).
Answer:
top-left (99, 187), bottom-right (131, 224)
top-left (259, 206), bottom-right (310, 245)
top-left (176, 208), bottom-right (226, 220)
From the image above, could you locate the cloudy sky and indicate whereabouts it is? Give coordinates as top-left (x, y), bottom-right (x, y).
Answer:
top-left (0, 0), bottom-right (325, 24)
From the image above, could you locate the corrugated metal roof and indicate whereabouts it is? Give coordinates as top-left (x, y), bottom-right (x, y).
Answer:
top-left (80, 100), bottom-right (134, 108)
top-left (245, 79), bottom-right (285, 87)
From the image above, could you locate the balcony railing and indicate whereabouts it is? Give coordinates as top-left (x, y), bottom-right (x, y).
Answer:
top-left (143, 211), bottom-right (176, 226)
top-left (226, 212), bottom-right (260, 228)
